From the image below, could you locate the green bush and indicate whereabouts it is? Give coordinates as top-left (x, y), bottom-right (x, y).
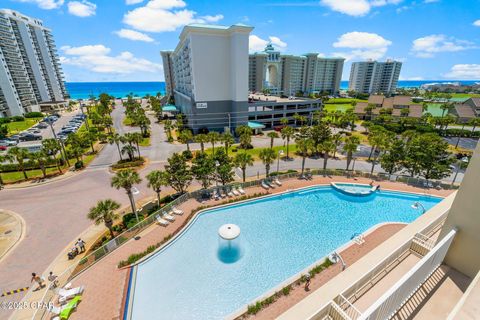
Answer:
top-left (281, 285), bottom-right (292, 296)
top-left (0, 118), bottom-right (10, 124)
top-left (247, 302), bottom-right (262, 315)
top-left (111, 159), bottom-right (145, 169)
top-left (24, 112), bottom-right (44, 118)
top-left (182, 149), bottom-right (193, 160)
top-left (74, 161), bottom-right (84, 169)
top-left (10, 116), bottom-right (25, 122)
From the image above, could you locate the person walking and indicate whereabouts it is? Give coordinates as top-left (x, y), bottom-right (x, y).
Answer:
top-left (304, 273), bottom-right (311, 291)
top-left (76, 238), bottom-right (86, 253)
top-left (31, 273), bottom-right (45, 291)
top-left (47, 271), bottom-right (58, 288)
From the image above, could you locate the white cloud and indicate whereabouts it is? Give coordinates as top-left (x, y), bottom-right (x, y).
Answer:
top-left (123, 0), bottom-right (223, 32)
top-left (444, 64), bottom-right (480, 79)
top-left (13, 0), bottom-right (64, 9)
top-left (411, 34), bottom-right (476, 58)
top-left (399, 76), bottom-right (424, 81)
top-left (67, 0), bottom-right (96, 17)
top-left (61, 44), bottom-right (162, 74)
top-left (332, 31), bottom-right (392, 61)
top-left (473, 20), bottom-right (480, 27)
top-left (114, 29), bottom-right (154, 42)
top-left (320, 0), bottom-right (402, 16)
top-left (249, 35), bottom-right (287, 52)
top-left (126, 0), bottom-right (144, 4)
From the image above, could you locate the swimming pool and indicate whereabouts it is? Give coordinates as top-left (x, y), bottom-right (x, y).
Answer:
top-left (129, 186), bottom-right (441, 320)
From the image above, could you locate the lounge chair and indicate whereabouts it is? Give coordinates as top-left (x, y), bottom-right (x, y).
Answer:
top-left (213, 189), bottom-right (220, 200)
top-left (58, 286), bottom-right (84, 303)
top-left (156, 215), bottom-right (169, 226)
top-left (171, 207), bottom-right (183, 215)
top-left (227, 189), bottom-right (234, 197)
top-left (238, 186), bottom-right (246, 195)
top-left (274, 178), bottom-right (282, 186)
top-left (219, 189), bottom-right (227, 198)
top-left (232, 188), bottom-right (240, 196)
top-left (49, 296), bottom-right (81, 319)
top-left (163, 213), bottom-right (175, 222)
top-left (265, 180), bottom-right (275, 188)
top-left (261, 181), bottom-right (270, 190)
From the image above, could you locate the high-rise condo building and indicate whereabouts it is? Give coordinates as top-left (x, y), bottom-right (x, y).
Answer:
top-left (0, 9), bottom-right (68, 117)
top-left (249, 44), bottom-right (344, 96)
top-left (348, 59), bottom-right (402, 95)
top-left (161, 24), bottom-right (253, 133)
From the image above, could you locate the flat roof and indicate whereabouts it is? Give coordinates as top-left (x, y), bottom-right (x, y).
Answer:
top-left (249, 93), bottom-right (317, 103)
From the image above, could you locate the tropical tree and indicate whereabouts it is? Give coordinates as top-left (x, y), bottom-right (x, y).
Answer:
top-left (369, 130), bottom-right (394, 175)
top-left (191, 152), bottom-right (215, 189)
top-left (108, 133), bottom-right (123, 161)
top-left (331, 133), bottom-right (343, 159)
top-left (281, 126), bottom-right (295, 159)
top-left (309, 123), bottom-right (331, 157)
top-left (111, 169), bottom-right (142, 222)
top-left (131, 132), bottom-right (143, 157)
top-left (207, 131), bottom-right (220, 154)
top-left (28, 151), bottom-right (48, 179)
top-left (267, 131), bottom-right (279, 149)
top-left (42, 138), bottom-right (62, 173)
top-left (319, 139), bottom-right (336, 174)
top-left (87, 199), bottom-right (120, 239)
top-left (194, 134), bottom-right (208, 153)
top-left (236, 125), bottom-right (253, 149)
top-left (0, 154), bottom-right (13, 187)
top-left (121, 144), bottom-right (136, 161)
top-left (178, 129), bottom-right (193, 152)
top-left (146, 170), bottom-right (169, 205)
top-left (259, 148), bottom-right (276, 177)
top-left (234, 152), bottom-right (253, 182)
top-left (213, 148), bottom-right (234, 185)
top-left (7, 147), bottom-right (29, 179)
top-left (221, 132), bottom-right (235, 157)
top-left (164, 119), bottom-right (174, 141)
top-left (165, 153), bottom-right (192, 193)
top-left (380, 138), bottom-right (405, 177)
top-left (342, 135), bottom-right (361, 171)
top-left (440, 102), bottom-right (454, 117)
top-left (82, 128), bottom-right (97, 153)
top-left (468, 118), bottom-right (480, 134)
top-left (295, 135), bottom-right (312, 176)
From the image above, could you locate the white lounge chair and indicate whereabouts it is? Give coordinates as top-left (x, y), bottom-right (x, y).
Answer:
top-left (227, 190), bottom-right (234, 197)
top-left (274, 178), bottom-right (282, 186)
top-left (213, 189), bottom-right (220, 200)
top-left (171, 207), bottom-right (183, 215)
top-left (265, 180), bottom-right (275, 189)
top-left (261, 181), bottom-right (270, 190)
top-left (163, 213), bottom-right (175, 222)
top-left (58, 286), bottom-right (84, 303)
top-left (232, 188), bottom-right (240, 196)
top-left (219, 189), bottom-right (226, 198)
top-left (156, 215), bottom-right (169, 226)
top-left (238, 187), bottom-right (246, 195)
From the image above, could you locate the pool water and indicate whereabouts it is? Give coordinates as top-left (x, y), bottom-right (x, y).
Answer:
top-left (130, 186), bottom-right (441, 320)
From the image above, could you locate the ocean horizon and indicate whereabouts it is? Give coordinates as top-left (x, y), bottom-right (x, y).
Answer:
top-left (65, 80), bottom-right (480, 100)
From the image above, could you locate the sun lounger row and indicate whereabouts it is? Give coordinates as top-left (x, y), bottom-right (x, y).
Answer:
top-left (213, 186), bottom-right (245, 200)
top-left (156, 206), bottom-right (184, 227)
top-left (261, 178), bottom-right (282, 190)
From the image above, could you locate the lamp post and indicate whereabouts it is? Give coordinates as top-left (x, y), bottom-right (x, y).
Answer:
top-left (46, 116), bottom-right (68, 166)
top-left (131, 186), bottom-right (140, 222)
top-left (451, 156), bottom-right (469, 187)
top-left (215, 160), bottom-right (220, 187)
top-left (276, 149), bottom-right (284, 174)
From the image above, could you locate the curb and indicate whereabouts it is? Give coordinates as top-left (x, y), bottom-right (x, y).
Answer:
top-left (0, 209), bottom-right (26, 263)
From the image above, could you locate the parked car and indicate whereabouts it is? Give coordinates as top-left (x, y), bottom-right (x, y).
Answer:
top-left (36, 122), bottom-right (48, 129)
top-left (60, 129), bottom-right (75, 135)
top-left (0, 145), bottom-right (7, 151)
top-left (19, 134), bottom-right (42, 141)
top-left (0, 139), bottom-right (17, 146)
top-left (27, 128), bottom-right (41, 134)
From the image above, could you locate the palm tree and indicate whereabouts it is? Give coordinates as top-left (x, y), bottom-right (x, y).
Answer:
top-left (234, 152), bottom-right (253, 182)
top-left (0, 154), bottom-right (13, 187)
top-left (259, 148), bottom-right (276, 177)
top-left (28, 151), bottom-right (48, 179)
top-left (468, 118), bottom-right (480, 134)
top-left (7, 147), bottom-right (29, 179)
top-left (295, 136), bottom-right (312, 176)
top-left (267, 131), bottom-right (278, 149)
top-left (332, 133), bottom-right (343, 158)
top-left (221, 132), bottom-right (235, 157)
top-left (108, 133), bottom-right (123, 161)
top-left (42, 138), bottom-right (62, 173)
top-left (121, 144), bottom-right (136, 162)
top-left (146, 170), bottom-right (169, 206)
top-left (207, 131), bottom-right (220, 154)
top-left (164, 119), bottom-right (174, 141)
top-left (281, 126), bottom-right (295, 159)
top-left (178, 129), bottom-right (193, 152)
top-left (111, 169), bottom-right (142, 222)
top-left (342, 136), bottom-right (361, 171)
top-left (195, 134), bottom-right (208, 153)
top-left (131, 132), bottom-right (143, 158)
top-left (320, 139), bottom-right (336, 174)
top-left (87, 199), bottom-right (120, 239)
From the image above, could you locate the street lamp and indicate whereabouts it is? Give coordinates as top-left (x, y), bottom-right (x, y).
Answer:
top-left (276, 149), bottom-right (284, 174)
top-left (46, 116), bottom-right (68, 166)
top-left (131, 186), bottom-right (140, 222)
top-left (451, 156), bottom-right (469, 187)
top-left (215, 160), bottom-right (220, 187)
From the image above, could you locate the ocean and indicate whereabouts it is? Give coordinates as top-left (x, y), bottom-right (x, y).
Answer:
top-left (65, 80), bottom-right (479, 100)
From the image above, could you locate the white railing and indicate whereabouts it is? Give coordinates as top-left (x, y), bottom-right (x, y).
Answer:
top-left (335, 294), bottom-right (362, 320)
top-left (359, 228), bottom-right (456, 320)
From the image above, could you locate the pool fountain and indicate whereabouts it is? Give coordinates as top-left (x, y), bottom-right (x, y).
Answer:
top-left (217, 224), bottom-right (242, 263)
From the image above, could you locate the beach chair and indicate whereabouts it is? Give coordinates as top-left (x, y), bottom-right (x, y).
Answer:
top-left (213, 189), bottom-right (220, 200)
top-left (261, 181), bottom-right (270, 190)
top-left (237, 186), bottom-right (246, 195)
top-left (227, 189), bottom-right (234, 197)
top-left (171, 207), bottom-right (184, 215)
top-left (163, 213), bottom-right (175, 222)
top-left (232, 187), bottom-right (240, 196)
top-left (265, 180), bottom-right (275, 188)
top-left (156, 215), bottom-right (169, 226)
top-left (273, 178), bottom-right (282, 186)
top-left (58, 286), bottom-right (84, 303)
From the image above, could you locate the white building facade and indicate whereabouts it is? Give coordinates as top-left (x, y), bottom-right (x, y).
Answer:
top-left (349, 59), bottom-right (402, 95)
top-left (249, 44), bottom-right (344, 96)
top-left (0, 9), bottom-right (67, 117)
top-left (161, 24), bottom-right (253, 133)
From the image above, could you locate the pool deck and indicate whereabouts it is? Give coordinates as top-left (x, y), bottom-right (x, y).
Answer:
top-left (64, 176), bottom-right (453, 320)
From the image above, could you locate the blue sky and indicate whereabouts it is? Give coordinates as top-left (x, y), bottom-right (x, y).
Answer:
top-left (6, 0), bottom-right (480, 82)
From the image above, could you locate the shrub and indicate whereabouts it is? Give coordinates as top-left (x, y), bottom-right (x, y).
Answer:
top-left (111, 157), bottom-right (145, 169)
top-left (10, 116), bottom-right (25, 122)
top-left (74, 161), bottom-right (84, 169)
top-left (168, 136), bottom-right (174, 143)
top-left (182, 149), bottom-right (193, 160)
top-left (24, 112), bottom-right (43, 118)
top-left (247, 302), bottom-right (262, 315)
top-left (78, 257), bottom-right (88, 265)
top-left (0, 118), bottom-right (10, 124)
top-left (281, 285), bottom-right (292, 296)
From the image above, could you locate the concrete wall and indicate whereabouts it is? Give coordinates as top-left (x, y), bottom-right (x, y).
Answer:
top-left (440, 143), bottom-right (480, 278)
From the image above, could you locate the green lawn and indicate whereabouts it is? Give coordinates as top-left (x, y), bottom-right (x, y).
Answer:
top-left (139, 137), bottom-right (151, 147)
top-left (324, 104), bottom-right (354, 113)
top-left (424, 103), bottom-right (445, 117)
top-left (204, 143), bottom-right (299, 161)
top-left (325, 98), bottom-right (367, 104)
top-left (6, 117), bottom-right (43, 135)
top-left (2, 166), bottom-right (63, 183)
top-left (449, 93), bottom-right (480, 98)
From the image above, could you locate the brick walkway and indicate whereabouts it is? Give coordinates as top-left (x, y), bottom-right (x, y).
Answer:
top-left (62, 176), bottom-right (452, 320)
